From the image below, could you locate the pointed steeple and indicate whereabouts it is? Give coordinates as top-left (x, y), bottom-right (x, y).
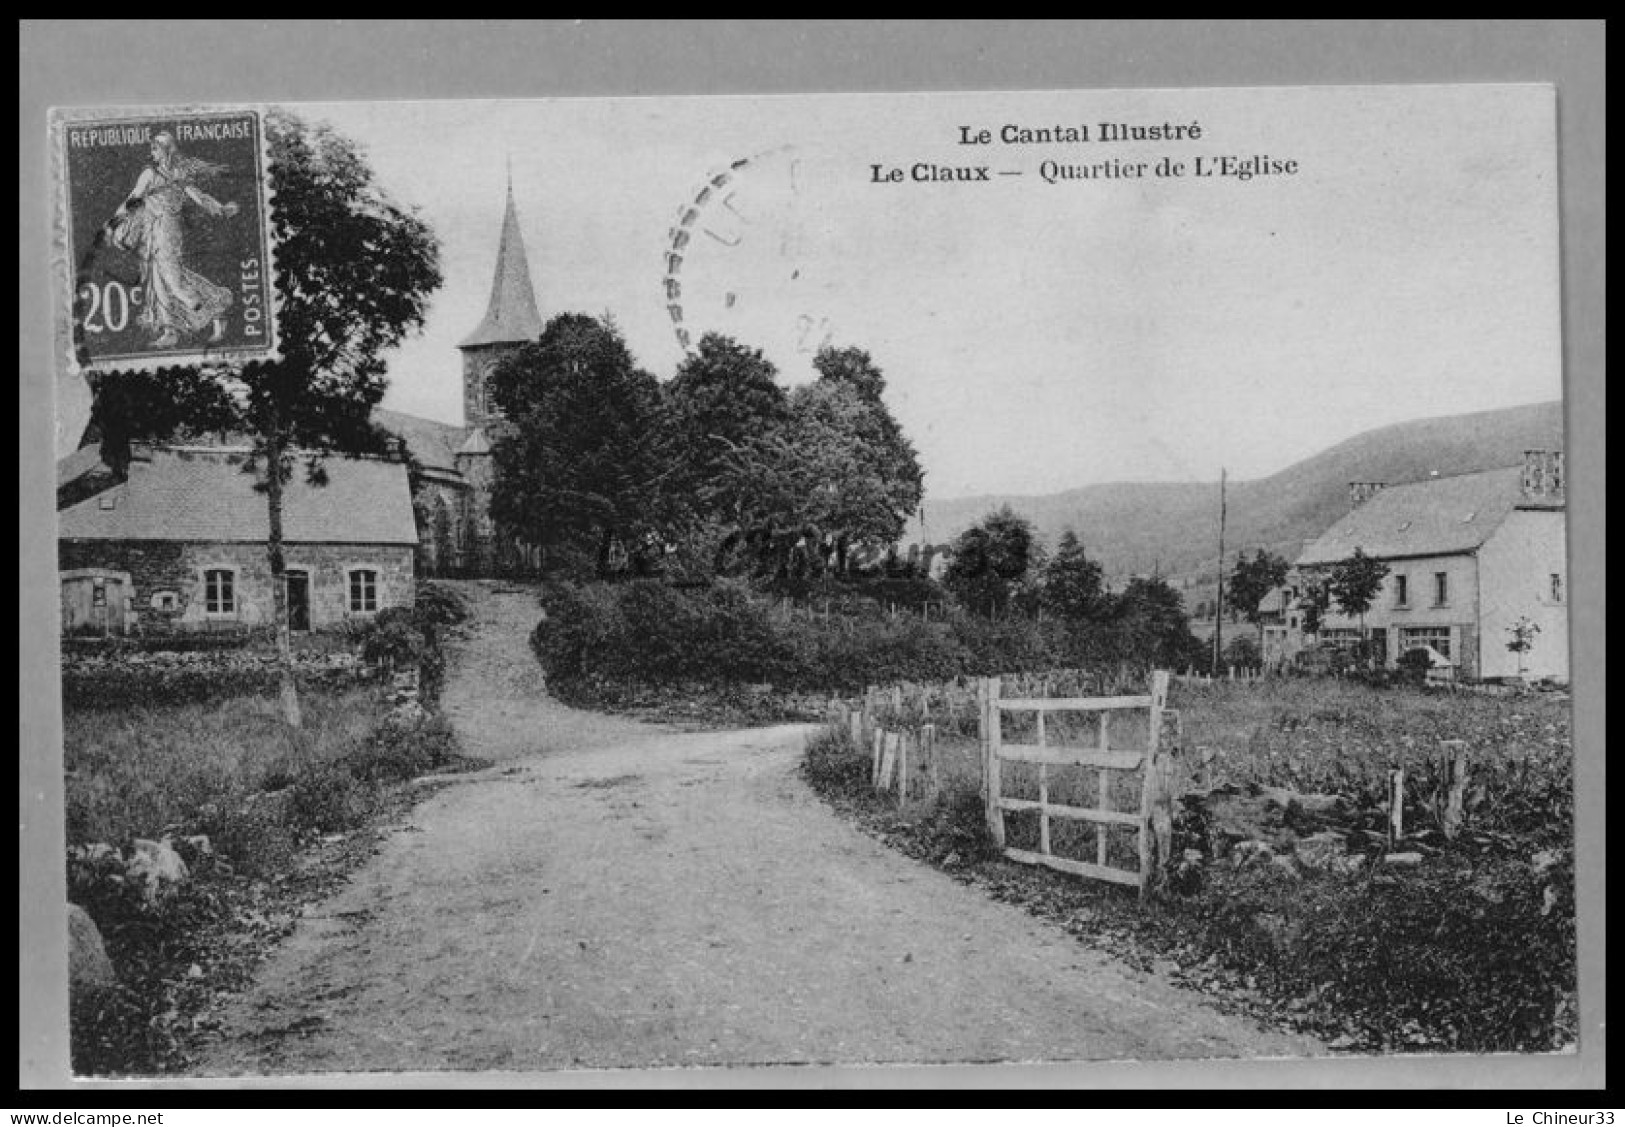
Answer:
top-left (459, 176), bottom-right (544, 348)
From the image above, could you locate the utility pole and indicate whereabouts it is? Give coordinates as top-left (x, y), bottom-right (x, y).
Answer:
top-left (1212, 467), bottom-right (1227, 675)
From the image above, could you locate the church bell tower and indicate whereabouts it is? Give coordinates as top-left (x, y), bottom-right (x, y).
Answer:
top-left (459, 175), bottom-right (544, 433)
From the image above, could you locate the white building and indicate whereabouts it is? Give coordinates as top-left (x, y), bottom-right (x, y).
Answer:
top-left (1277, 451), bottom-right (1567, 681)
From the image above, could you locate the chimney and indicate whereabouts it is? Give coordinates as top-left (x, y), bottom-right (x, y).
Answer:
top-left (1348, 481), bottom-right (1386, 511)
top-left (1521, 450), bottom-right (1565, 501)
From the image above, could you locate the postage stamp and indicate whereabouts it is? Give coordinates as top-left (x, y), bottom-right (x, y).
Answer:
top-left (52, 107), bottom-right (279, 374)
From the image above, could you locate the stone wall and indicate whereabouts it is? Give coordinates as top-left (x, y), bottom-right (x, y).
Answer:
top-left (59, 540), bottom-right (415, 633)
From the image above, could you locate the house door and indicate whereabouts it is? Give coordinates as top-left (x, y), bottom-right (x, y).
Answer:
top-left (1368, 627), bottom-right (1388, 667)
top-left (286, 571), bottom-right (311, 632)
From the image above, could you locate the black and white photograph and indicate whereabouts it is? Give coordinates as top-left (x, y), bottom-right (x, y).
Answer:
top-left (21, 22), bottom-right (1604, 1093)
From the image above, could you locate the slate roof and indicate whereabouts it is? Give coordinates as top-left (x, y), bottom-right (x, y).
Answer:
top-left (58, 447), bottom-right (419, 545)
top-left (1296, 466), bottom-right (1549, 566)
top-left (373, 408), bottom-right (470, 475)
top-left (459, 183), bottom-right (544, 349)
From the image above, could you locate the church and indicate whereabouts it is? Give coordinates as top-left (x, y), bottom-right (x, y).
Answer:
top-left (375, 179), bottom-right (546, 578)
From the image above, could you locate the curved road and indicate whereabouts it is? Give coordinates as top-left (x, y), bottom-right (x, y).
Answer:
top-left (193, 582), bottom-right (1316, 1074)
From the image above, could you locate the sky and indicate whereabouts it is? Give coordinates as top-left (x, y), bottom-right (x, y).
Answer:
top-left (58, 85), bottom-right (1563, 500)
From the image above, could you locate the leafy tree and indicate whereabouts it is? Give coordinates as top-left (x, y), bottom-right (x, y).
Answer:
top-left (664, 333), bottom-right (790, 523)
top-left (1506, 615), bottom-right (1541, 676)
top-left (1328, 547), bottom-right (1392, 657)
top-left (87, 109), bottom-right (442, 729)
top-left (1226, 548), bottom-right (1290, 644)
top-left (1040, 530), bottom-right (1106, 622)
top-left (1222, 634), bottom-right (1262, 672)
top-left (943, 506), bottom-right (1036, 617)
top-left (1107, 575), bottom-right (1204, 671)
top-left (704, 345), bottom-right (924, 578)
top-left (488, 313), bottom-right (671, 577)
top-left (1298, 576), bottom-right (1331, 635)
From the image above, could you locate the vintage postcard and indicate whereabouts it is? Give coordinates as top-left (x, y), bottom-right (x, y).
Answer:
top-left (52, 106), bottom-right (280, 374)
top-left (49, 84), bottom-right (1575, 1081)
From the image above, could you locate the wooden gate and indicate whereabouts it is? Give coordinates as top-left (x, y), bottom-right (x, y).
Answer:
top-left (978, 670), bottom-right (1180, 897)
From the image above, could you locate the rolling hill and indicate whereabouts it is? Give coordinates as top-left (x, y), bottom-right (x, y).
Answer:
top-left (920, 400), bottom-right (1565, 588)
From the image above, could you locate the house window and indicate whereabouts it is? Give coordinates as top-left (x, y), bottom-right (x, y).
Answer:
top-left (1319, 628), bottom-right (1362, 650)
top-left (150, 590), bottom-right (179, 612)
top-left (1394, 575), bottom-right (1408, 608)
top-left (348, 569), bottom-right (379, 614)
top-left (1550, 573), bottom-right (1563, 603)
top-left (204, 569), bottom-right (236, 615)
top-left (1433, 571), bottom-right (1449, 607)
top-left (1401, 626), bottom-right (1452, 660)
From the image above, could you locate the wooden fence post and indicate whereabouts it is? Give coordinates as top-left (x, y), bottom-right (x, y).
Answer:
top-left (898, 731), bottom-right (910, 805)
top-left (1440, 740), bottom-right (1469, 839)
top-left (922, 722), bottom-right (938, 802)
top-left (878, 730), bottom-right (900, 794)
top-left (1388, 768), bottom-right (1406, 847)
top-left (978, 677), bottom-right (1004, 847)
top-left (1139, 670), bottom-right (1172, 899)
top-left (871, 728), bottom-right (885, 787)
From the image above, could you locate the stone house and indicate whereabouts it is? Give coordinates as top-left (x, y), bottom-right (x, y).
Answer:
top-left (58, 445), bottom-right (417, 636)
top-left (1273, 450), bottom-right (1568, 681)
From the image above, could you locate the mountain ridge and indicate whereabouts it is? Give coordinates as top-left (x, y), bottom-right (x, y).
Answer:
top-left (919, 400), bottom-right (1565, 585)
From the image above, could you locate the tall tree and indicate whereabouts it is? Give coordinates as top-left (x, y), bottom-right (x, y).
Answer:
top-left (488, 313), bottom-right (671, 576)
top-left (1040, 530), bottom-right (1106, 622)
top-left (701, 343), bottom-right (924, 578)
top-left (88, 109), bottom-right (442, 729)
top-left (666, 333), bottom-right (789, 482)
top-left (1108, 575), bottom-right (1204, 671)
top-left (1328, 547), bottom-right (1392, 659)
top-left (943, 506), bottom-right (1036, 617)
top-left (1298, 575), bottom-right (1331, 636)
top-left (1226, 548), bottom-right (1290, 645)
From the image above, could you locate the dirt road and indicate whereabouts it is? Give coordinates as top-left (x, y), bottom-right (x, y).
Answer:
top-left (193, 583), bottom-right (1316, 1074)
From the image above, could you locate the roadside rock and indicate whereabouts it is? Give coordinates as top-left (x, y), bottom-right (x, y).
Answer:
top-left (1294, 831), bottom-right (1348, 872)
top-left (127, 837), bottom-right (190, 902)
top-left (1231, 839), bottom-right (1276, 869)
top-left (1199, 783), bottom-right (1353, 857)
top-left (68, 904), bottom-right (116, 991)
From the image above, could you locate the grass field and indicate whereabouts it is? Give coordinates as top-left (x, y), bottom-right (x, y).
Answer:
top-left (64, 688), bottom-right (386, 849)
top-left (806, 674), bottom-right (1577, 1052)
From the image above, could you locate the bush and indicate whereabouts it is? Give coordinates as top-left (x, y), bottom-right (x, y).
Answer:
top-left (801, 726), bottom-right (871, 798)
top-left (414, 581), bottom-right (470, 626)
top-left (284, 761), bottom-right (375, 836)
top-left (1222, 635), bottom-right (1262, 671)
top-left (193, 802), bottom-right (296, 879)
top-left (535, 579), bottom-right (1080, 695)
top-left (347, 714), bottom-right (459, 783)
top-left (1177, 852), bottom-right (1575, 1052)
top-left (1396, 647), bottom-right (1433, 685)
top-left (67, 848), bottom-right (230, 1074)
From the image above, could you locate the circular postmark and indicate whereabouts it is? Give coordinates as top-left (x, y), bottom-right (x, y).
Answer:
top-left (662, 145), bottom-right (837, 364)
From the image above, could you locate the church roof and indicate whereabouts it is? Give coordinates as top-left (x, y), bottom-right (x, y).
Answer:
top-left (58, 447), bottom-right (419, 546)
top-left (458, 182), bottom-right (544, 349)
top-left (456, 426), bottom-right (491, 456)
top-left (373, 408), bottom-right (468, 475)
top-left (1296, 466), bottom-right (1545, 566)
